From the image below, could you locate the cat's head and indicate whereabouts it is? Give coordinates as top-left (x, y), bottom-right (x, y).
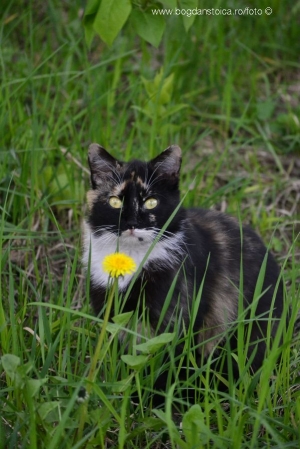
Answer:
top-left (86, 144), bottom-right (183, 238)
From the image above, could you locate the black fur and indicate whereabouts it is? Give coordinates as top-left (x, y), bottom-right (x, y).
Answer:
top-left (83, 144), bottom-right (284, 404)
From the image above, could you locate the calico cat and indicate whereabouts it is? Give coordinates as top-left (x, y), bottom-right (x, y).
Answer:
top-left (82, 143), bottom-right (284, 400)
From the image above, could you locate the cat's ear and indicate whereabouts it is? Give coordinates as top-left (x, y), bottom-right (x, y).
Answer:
top-left (88, 143), bottom-right (122, 188)
top-left (150, 145), bottom-right (182, 177)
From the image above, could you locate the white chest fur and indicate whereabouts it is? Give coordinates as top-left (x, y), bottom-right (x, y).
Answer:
top-left (82, 222), bottom-right (184, 290)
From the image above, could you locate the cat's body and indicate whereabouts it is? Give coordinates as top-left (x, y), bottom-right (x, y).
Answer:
top-left (82, 143), bottom-right (283, 395)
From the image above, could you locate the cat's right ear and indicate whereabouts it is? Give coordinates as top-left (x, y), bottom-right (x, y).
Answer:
top-left (150, 145), bottom-right (182, 178)
top-left (88, 143), bottom-right (122, 188)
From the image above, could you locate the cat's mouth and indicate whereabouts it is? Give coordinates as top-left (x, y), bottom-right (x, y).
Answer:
top-left (122, 229), bottom-right (143, 240)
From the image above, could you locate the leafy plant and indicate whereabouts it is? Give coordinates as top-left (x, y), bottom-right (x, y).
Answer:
top-left (133, 68), bottom-right (188, 156)
top-left (83, 0), bottom-right (198, 47)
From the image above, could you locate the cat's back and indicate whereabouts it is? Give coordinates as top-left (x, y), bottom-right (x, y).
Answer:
top-left (184, 206), bottom-right (283, 315)
top-left (185, 207), bottom-right (269, 255)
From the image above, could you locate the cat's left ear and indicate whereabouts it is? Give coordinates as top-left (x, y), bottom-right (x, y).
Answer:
top-left (150, 145), bottom-right (182, 177)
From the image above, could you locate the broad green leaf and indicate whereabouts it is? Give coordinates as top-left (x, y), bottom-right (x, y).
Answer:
top-left (106, 311), bottom-right (133, 336)
top-left (84, 17), bottom-right (96, 47)
top-left (93, 0), bottom-right (132, 46)
top-left (130, 9), bottom-right (166, 48)
top-left (26, 378), bottom-right (48, 398)
top-left (84, 0), bottom-right (100, 15)
top-left (256, 100), bottom-right (275, 120)
top-left (106, 322), bottom-right (121, 334)
top-left (121, 354), bottom-right (148, 370)
top-left (83, 0), bottom-right (101, 46)
top-left (1, 354), bottom-right (21, 377)
top-left (38, 401), bottom-right (60, 421)
top-left (180, 0), bottom-right (198, 31)
top-left (1, 356), bottom-right (33, 388)
top-left (1, 354), bottom-right (23, 387)
top-left (112, 311), bottom-right (133, 326)
top-left (182, 404), bottom-right (208, 447)
top-left (134, 332), bottom-right (175, 354)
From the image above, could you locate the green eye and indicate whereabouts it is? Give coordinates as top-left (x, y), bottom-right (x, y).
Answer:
top-left (144, 198), bottom-right (158, 210)
top-left (109, 196), bottom-right (122, 208)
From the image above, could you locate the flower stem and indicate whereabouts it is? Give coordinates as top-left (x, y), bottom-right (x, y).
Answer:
top-left (87, 279), bottom-right (116, 384)
top-left (77, 279), bottom-right (117, 441)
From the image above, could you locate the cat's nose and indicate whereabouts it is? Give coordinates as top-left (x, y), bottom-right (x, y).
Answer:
top-left (127, 221), bottom-right (137, 230)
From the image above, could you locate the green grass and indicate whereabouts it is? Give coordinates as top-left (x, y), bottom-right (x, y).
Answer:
top-left (1, 0), bottom-right (300, 447)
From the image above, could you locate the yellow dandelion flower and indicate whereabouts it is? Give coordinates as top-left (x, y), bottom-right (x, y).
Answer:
top-left (102, 252), bottom-right (136, 278)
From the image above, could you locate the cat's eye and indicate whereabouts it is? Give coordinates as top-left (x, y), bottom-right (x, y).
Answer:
top-left (144, 198), bottom-right (158, 210)
top-left (109, 196), bottom-right (122, 209)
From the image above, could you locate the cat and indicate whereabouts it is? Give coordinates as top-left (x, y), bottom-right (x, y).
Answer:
top-left (82, 143), bottom-right (284, 402)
